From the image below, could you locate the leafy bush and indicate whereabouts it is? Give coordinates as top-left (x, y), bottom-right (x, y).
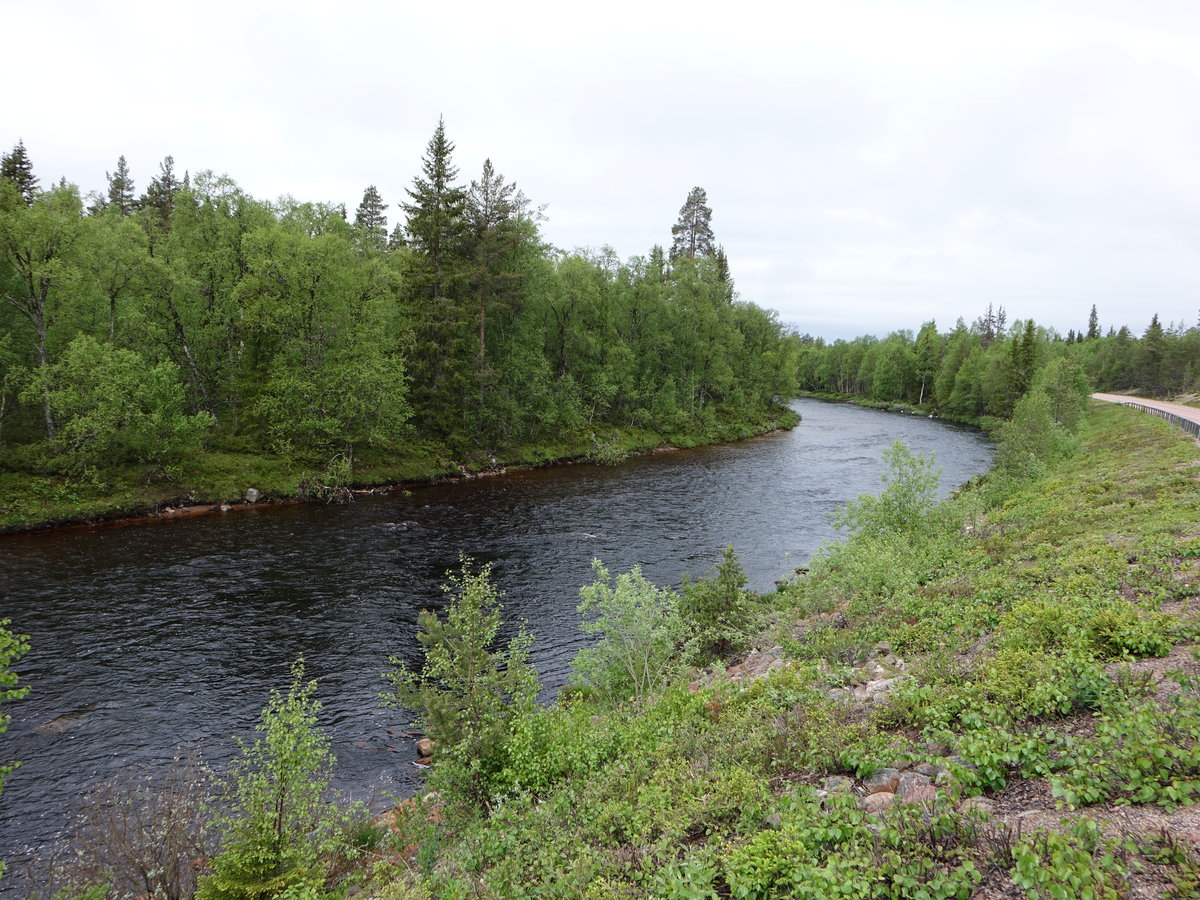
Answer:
top-left (22, 334), bottom-right (212, 474)
top-left (723, 793), bottom-right (981, 900)
top-left (992, 389), bottom-right (1074, 482)
top-left (680, 545), bottom-right (755, 665)
top-left (1051, 672), bottom-right (1200, 810)
top-left (1009, 819), bottom-right (1126, 900)
top-left (833, 439), bottom-right (941, 540)
top-left (198, 660), bottom-right (340, 900)
top-left (571, 560), bottom-right (687, 702)
top-left (383, 558), bottom-right (538, 809)
top-left (0, 619), bottom-right (28, 885)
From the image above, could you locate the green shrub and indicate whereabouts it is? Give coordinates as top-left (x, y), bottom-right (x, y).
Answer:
top-left (198, 660), bottom-right (340, 900)
top-left (1051, 673), bottom-right (1200, 810)
top-left (571, 561), bottom-right (687, 702)
top-left (833, 439), bottom-right (941, 540)
top-left (680, 545), bottom-right (755, 665)
top-left (1009, 819), bottom-right (1126, 900)
top-left (382, 558), bottom-right (538, 810)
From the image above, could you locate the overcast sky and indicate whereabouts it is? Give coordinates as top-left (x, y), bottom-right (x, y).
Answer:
top-left (6, 0), bottom-right (1200, 340)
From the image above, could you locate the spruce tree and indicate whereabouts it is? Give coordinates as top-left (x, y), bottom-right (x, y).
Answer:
top-left (669, 186), bottom-right (716, 261)
top-left (401, 118), bottom-right (472, 434)
top-left (713, 245), bottom-right (734, 301)
top-left (1086, 304), bottom-right (1100, 340)
top-left (0, 140), bottom-right (38, 205)
top-left (106, 155), bottom-right (136, 215)
top-left (465, 158), bottom-right (526, 365)
top-left (353, 184), bottom-right (388, 250)
top-left (387, 222), bottom-right (406, 251)
top-left (403, 116), bottom-right (468, 297)
top-left (140, 155), bottom-right (180, 228)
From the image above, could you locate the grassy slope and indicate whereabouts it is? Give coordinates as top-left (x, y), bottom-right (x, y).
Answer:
top-left (362, 402), bottom-right (1200, 899)
top-left (0, 405), bottom-right (799, 534)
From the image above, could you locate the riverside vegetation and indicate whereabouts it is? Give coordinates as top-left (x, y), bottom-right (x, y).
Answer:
top-left (7, 350), bottom-right (1200, 898)
top-left (0, 137), bottom-right (798, 532)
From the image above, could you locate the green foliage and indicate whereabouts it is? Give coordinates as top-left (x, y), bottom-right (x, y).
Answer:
top-left (198, 659), bottom-right (339, 900)
top-left (723, 794), bottom-right (981, 899)
top-left (680, 544), bottom-right (755, 664)
top-left (571, 560), bottom-right (687, 703)
top-left (1142, 831), bottom-right (1200, 899)
top-left (1, 139), bottom-right (799, 529)
top-left (1009, 819), bottom-right (1126, 900)
top-left (0, 618), bottom-right (29, 883)
top-left (22, 334), bottom-right (212, 473)
top-left (1050, 672), bottom-right (1200, 810)
top-left (382, 558), bottom-right (538, 810)
top-left (834, 440), bottom-right (941, 539)
top-left (1033, 356), bottom-right (1092, 430)
top-left (993, 389), bottom-right (1072, 481)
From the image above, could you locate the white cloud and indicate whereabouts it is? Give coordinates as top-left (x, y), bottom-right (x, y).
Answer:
top-left (6, 0), bottom-right (1200, 340)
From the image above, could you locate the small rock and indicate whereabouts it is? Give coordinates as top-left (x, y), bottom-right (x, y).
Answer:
top-left (874, 641), bottom-right (892, 656)
top-left (417, 737), bottom-right (434, 757)
top-left (861, 791), bottom-right (895, 814)
top-left (219, 502), bottom-right (232, 512)
top-left (863, 677), bottom-right (904, 702)
top-left (863, 768), bottom-right (901, 795)
top-left (823, 775), bottom-right (855, 794)
top-left (914, 762), bottom-right (942, 778)
top-left (826, 687), bottom-right (851, 702)
top-left (244, 487), bottom-right (261, 503)
top-left (761, 812), bottom-right (783, 830)
top-left (958, 797), bottom-right (995, 817)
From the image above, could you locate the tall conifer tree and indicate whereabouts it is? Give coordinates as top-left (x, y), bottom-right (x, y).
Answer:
top-left (670, 186), bottom-right (716, 261)
top-left (106, 155), bottom-right (136, 215)
top-left (0, 140), bottom-right (38, 205)
top-left (140, 155), bottom-right (180, 228)
top-left (354, 185), bottom-right (388, 250)
top-left (403, 117), bottom-right (468, 299)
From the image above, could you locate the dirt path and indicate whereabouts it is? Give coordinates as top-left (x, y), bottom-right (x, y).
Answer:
top-left (1093, 392), bottom-right (1200, 438)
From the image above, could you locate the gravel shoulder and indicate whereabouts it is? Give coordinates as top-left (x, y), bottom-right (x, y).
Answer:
top-left (1093, 392), bottom-right (1200, 426)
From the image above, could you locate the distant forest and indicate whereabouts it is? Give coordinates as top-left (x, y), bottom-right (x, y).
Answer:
top-left (0, 126), bottom-right (799, 477)
top-left (796, 303), bottom-right (1199, 422)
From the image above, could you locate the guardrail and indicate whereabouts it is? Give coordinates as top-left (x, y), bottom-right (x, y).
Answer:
top-left (1121, 401), bottom-right (1200, 439)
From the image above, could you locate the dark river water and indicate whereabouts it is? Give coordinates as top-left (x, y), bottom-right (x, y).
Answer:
top-left (0, 399), bottom-right (991, 873)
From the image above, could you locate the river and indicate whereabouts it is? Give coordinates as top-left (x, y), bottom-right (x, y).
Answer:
top-left (0, 399), bottom-right (992, 873)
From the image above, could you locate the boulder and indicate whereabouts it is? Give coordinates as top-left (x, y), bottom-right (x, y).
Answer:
top-left (244, 487), bottom-right (261, 503)
top-left (896, 772), bottom-right (937, 806)
top-left (863, 767), bottom-right (901, 795)
top-left (861, 792), bottom-right (895, 815)
top-left (416, 737), bottom-right (434, 758)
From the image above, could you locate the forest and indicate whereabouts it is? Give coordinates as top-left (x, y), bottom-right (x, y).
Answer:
top-left (0, 129), bottom-right (799, 509)
top-left (794, 302), bottom-right (1200, 423)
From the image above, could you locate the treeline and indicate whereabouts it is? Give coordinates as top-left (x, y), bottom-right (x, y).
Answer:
top-left (795, 303), bottom-right (1200, 423)
top-left (0, 131), bottom-right (798, 479)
